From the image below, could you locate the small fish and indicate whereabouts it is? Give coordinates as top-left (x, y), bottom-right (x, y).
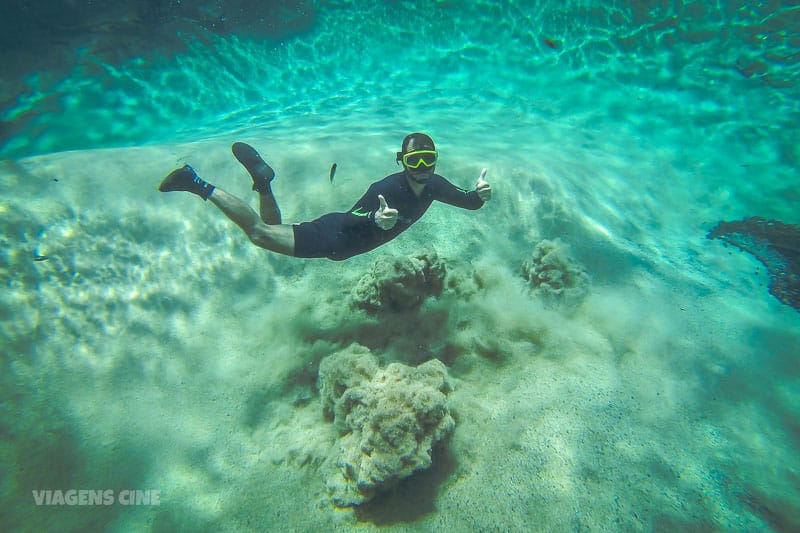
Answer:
top-left (34, 254), bottom-right (49, 262)
top-left (543, 37), bottom-right (559, 50)
top-left (329, 163), bottom-right (337, 183)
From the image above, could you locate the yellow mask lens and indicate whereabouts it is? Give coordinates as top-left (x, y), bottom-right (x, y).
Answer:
top-left (402, 150), bottom-right (437, 169)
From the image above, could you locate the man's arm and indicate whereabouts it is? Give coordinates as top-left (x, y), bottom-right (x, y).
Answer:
top-left (348, 183), bottom-right (380, 219)
top-left (433, 173), bottom-right (489, 210)
top-left (345, 182), bottom-right (398, 230)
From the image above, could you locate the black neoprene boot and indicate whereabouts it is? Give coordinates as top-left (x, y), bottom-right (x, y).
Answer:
top-left (158, 165), bottom-right (215, 200)
top-left (232, 142), bottom-right (275, 193)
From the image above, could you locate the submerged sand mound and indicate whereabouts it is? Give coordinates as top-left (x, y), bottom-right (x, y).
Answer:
top-left (522, 238), bottom-right (589, 307)
top-left (350, 251), bottom-right (448, 313)
top-left (318, 344), bottom-right (454, 507)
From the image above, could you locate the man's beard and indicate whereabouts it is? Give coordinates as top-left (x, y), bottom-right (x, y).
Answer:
top-left (408, 170), bottom-right (432, 183)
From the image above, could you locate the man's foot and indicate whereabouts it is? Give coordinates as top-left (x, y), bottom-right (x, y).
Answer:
top-left (158, 164), bottom-right (215, 200)
top-left (232, 142), bottom-right (275, 193)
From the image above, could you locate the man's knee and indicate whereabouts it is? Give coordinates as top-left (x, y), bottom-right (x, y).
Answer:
top-left (247, 223), bottom-right (295, 256)
top-left (248, 224), bottom-right (272, 249)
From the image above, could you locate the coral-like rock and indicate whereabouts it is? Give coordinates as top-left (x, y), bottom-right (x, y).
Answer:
top-left (707, 217), bottom-right (800, 312)
top-left (522, 239), bottom-right (589, 305)
top-left (318, 344), bottom-right (454, 506)
top-left (350, 251), bottom-right (447, 313)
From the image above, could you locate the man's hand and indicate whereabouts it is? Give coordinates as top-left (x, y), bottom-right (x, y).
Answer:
top-left (476, 168), bottom-right (492, 201)
top-left (375, 194), bottom-right (398, 230)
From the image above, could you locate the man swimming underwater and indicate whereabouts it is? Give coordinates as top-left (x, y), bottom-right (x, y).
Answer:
top-left (158, 133), bottom-right (492, 260)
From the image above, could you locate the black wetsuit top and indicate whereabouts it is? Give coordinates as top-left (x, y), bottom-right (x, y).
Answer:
top-left (293, 172), bottom-right (484, 260)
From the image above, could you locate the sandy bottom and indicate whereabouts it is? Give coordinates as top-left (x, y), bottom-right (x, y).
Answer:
top-left (2, 130), bottom-right (799, 532)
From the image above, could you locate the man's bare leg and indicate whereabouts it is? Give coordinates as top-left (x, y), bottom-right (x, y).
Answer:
top-left (209, 189), bottom-right (295, 256)
top-left (257, 188), bottom-right (282, 225)
top-left (232, 142), bottom-right (282, 225)
top-left (158, 164), bottom-right (295, 256)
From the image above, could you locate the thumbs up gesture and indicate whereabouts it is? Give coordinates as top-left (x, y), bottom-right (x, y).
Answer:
top-left (476, 168), bottom-right (492, 201)
top-left (375, 194), bottom-right (398, 230)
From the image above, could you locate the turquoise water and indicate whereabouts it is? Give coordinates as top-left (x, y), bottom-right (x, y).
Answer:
top-left (2, 1), bottom-right (799, 531)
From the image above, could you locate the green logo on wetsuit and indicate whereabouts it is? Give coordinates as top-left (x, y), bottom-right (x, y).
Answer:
top-left (351, 208), bottom-right (372, 217)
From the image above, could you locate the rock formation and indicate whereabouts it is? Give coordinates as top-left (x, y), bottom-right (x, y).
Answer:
top-left (317, 344), bottom-right (454, 506)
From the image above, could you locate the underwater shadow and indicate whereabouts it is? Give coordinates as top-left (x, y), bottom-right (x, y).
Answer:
top-left (354, 442), bottom-right (457, 525)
